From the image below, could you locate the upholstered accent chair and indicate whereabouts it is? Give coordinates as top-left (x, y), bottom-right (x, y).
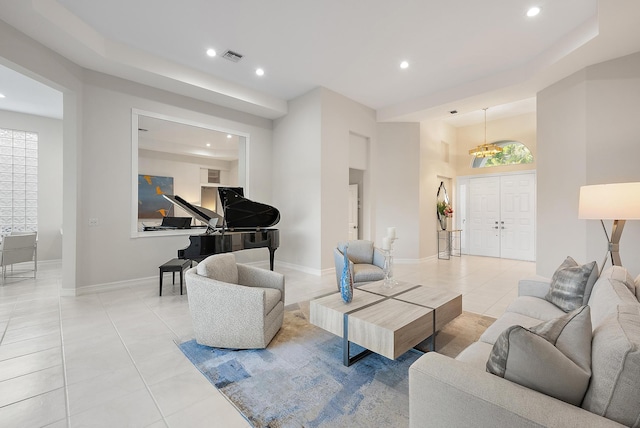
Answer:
top-left (333, 240), bottom-right (385, 290)
top-left (0, 232), bottom-right (37, 285)
top-left (185, 253), bottom-right (285, 349)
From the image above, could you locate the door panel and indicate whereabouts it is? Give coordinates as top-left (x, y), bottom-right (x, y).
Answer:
top-left (467, 173), bottom-right (535, 261)
top-left (500, 173), bottom-right (535, 261)
top-left (469, 177), bottom-right (500, 257)
top-left (348, 184), bottom-right (358, 240)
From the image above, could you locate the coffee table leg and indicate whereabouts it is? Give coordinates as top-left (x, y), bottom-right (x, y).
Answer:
top-left (342, 313), bottom-right (372, 366)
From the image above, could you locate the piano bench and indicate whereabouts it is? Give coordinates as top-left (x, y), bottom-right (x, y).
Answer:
top-left (159, 258), bottom-right (192, 296)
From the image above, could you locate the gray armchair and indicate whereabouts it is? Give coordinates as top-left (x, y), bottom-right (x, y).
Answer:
top-left (0, 232), bottom-right (37, 285)
top-left (334, 240), bottom-right (385, 290)
top-left (185, 253), bottom-right (285, 349)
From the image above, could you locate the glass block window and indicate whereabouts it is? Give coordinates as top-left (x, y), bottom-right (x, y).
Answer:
top-left (0, 128), bottom-right (38, 236)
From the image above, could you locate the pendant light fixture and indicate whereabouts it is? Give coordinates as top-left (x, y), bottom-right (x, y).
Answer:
top-left (469, 108), bottom-right (503, 158)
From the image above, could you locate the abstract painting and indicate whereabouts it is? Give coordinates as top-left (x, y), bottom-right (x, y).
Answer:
top-left (138, 174), bottom-right (173, 219)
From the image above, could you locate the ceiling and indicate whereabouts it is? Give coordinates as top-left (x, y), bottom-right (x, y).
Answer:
top-left (1, 1), bottom-right (640, 126)
top-left (0, 63), bottom-right (63, 119)
top-left (138, 115), bottom-right (240, 161)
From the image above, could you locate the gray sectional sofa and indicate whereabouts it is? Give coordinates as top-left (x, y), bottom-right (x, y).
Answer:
top-left (409, 265), bottom-right (640, 427)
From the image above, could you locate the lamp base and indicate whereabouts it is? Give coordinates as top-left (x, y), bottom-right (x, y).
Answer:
top-left (600, 219), bottom-right (625, 272)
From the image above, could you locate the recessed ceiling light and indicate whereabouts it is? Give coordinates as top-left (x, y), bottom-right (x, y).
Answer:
top-left (527, 6), bottom-right (541, 17)
top-left (226, 134), bottom-right (232, 139)
top-left (206, 48), bottom-right (217, 57)
top-left (400, 61), bottom-right (409, 69)
top-left (0, 93), bottom-right (5, 99)
top-left (206, 143), bottom-right (211, 147)
top-left (256, 68), bottom-right (265, 76)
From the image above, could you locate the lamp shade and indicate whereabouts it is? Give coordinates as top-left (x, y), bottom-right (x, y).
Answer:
top-left (579, 182), bottom-right (640, 220)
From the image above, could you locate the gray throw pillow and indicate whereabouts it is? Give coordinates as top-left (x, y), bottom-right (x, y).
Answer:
top-left (545, 256), bottom-right (598, 311)
top-left (487, 306), bottom-right (592, 406)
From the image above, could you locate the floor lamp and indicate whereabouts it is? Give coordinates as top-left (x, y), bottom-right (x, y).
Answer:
top-left (578, 182), bottom-right (640, 271)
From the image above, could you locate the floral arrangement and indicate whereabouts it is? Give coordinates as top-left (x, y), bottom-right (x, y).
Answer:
top-left (437, 201), bottom-right (453, 217)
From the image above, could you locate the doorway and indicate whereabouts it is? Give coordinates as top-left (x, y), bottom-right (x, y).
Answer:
top-left (461, 172), bottom-right (536, 261)
top-left (348, 184), bottom-right (359, 240)
top-left (349, 169), bottom-right (364, 240)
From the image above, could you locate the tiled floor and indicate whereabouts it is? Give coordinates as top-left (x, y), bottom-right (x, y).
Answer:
top-left (0, 255), bottom-right (535, 427)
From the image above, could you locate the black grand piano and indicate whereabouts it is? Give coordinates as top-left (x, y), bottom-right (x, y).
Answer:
top-left (164, 188), bottom-right (280, 270)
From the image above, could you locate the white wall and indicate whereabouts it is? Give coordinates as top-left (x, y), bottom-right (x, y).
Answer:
top-left (272, 89), bottom-right (322, 271)
top-left (0, 18), bottom-right (84, 293)
top-left (419, 120), bottom-right (457, 259)
top-left (454, 113), bottom-right (537, 177)
top-left (321, 89), bottom-right (377, 270)
top-left (0, 109), bottom-right (63, 261)
top-left (376, 122), bottom-right (421, 260)
top-left (75, 71), bottom-right (273, 289)
top-left (537, 51), bottom-right (640, 277)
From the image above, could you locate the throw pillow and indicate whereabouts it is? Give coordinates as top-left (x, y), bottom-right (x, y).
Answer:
top-left (636, 274), bottom-right (640, 302)
top-left (599, 266), bottom-right (636, 294)
top-left (545, 257), bottom-right (598, 311)
top-left (486, 306), bottom-right (592, 406)
top-left (196, 253), bottom-right (239, 284)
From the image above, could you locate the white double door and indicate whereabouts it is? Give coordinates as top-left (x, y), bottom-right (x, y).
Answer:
top-left (467, 173), bottom-right (535, 261)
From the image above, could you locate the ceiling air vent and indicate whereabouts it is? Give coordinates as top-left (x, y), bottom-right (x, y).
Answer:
top-left (222, 50), bottom-right (243, 63)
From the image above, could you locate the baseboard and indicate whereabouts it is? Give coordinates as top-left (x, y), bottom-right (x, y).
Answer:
top-left (37, 259), bottom-right (63, 266)
top-left (64, 255), bottom-right (439, 296)
top-left (273, 260), bottom-right (324, 276)
top-left (74, 275), bottom-right (156, 296)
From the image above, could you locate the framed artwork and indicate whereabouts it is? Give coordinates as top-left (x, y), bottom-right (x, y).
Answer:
top-left (138, 174), bottom-right (174, 219)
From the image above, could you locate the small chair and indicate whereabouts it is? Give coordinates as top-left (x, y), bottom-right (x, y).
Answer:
top-left (0, 232), bottom-right (37, 285)
top-left (333, 240), bottom-right (385, 290)
top-left (185, 253), bottom-right (285, 349)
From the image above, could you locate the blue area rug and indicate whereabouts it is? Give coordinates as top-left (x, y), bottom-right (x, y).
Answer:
top-left (178, 301), bottom-right (421, 428)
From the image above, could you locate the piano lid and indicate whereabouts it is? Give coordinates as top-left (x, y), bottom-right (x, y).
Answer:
top-left (218, 187), bottom-right (280, 229)
top-left (162, 194), bottom-right (223, 227)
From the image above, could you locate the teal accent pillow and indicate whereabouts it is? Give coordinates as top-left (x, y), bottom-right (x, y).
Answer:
top-left (545, 256), bottom-right (598, 311)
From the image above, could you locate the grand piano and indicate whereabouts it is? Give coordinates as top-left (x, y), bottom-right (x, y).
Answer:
top-left (164, 188), bottom-right (280, 270)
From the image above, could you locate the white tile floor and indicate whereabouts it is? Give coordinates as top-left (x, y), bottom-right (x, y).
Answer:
top-left (0, 255), bottom-right (535, 427)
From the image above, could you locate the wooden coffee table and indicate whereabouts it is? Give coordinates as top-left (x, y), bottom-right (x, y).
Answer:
top-left (310, 281), bottom-right (462, 366)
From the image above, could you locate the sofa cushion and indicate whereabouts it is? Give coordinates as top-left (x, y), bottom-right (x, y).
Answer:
top-left (582, 304), bottom-right (640, 427)
top-left (486, 306), bottom-right (592, 406)
top-left (597, 265), bottom-right (636, 294)
top-left (196, 253), bottom-right (238, 284)
top-left (264, 288), bottom-right (282, 314)
top-left (338, 240), bottom-right (374, 265)
top-left (589, 278), bottom-right (638, 329)
top-left (545, 257), bottom-right (598, 311)
top-left (479, 312), bottom-right (546, 345)
top-left (506, 296), bottom-right (566, 321)
top-left (455, 341), bottom-right (493, 369)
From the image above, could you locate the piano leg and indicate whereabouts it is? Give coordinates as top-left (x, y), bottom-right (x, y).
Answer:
top-left (269, 247), bottom-right (277, 271)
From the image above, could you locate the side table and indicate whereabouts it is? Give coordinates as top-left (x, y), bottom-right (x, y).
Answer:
top-left (159, 258), bottom-right (192, 296)
top-left (437, 229), bottom-right (462, 260)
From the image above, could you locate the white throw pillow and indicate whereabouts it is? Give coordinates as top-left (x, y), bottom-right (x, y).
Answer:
top-left (487, 306), bottom-right (592, 406)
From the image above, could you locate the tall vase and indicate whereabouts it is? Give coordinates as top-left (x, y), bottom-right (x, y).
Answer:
top-left (340, 247), bottom-right (353, 303)
top-left (439, 216), bottom-right (447, 230)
